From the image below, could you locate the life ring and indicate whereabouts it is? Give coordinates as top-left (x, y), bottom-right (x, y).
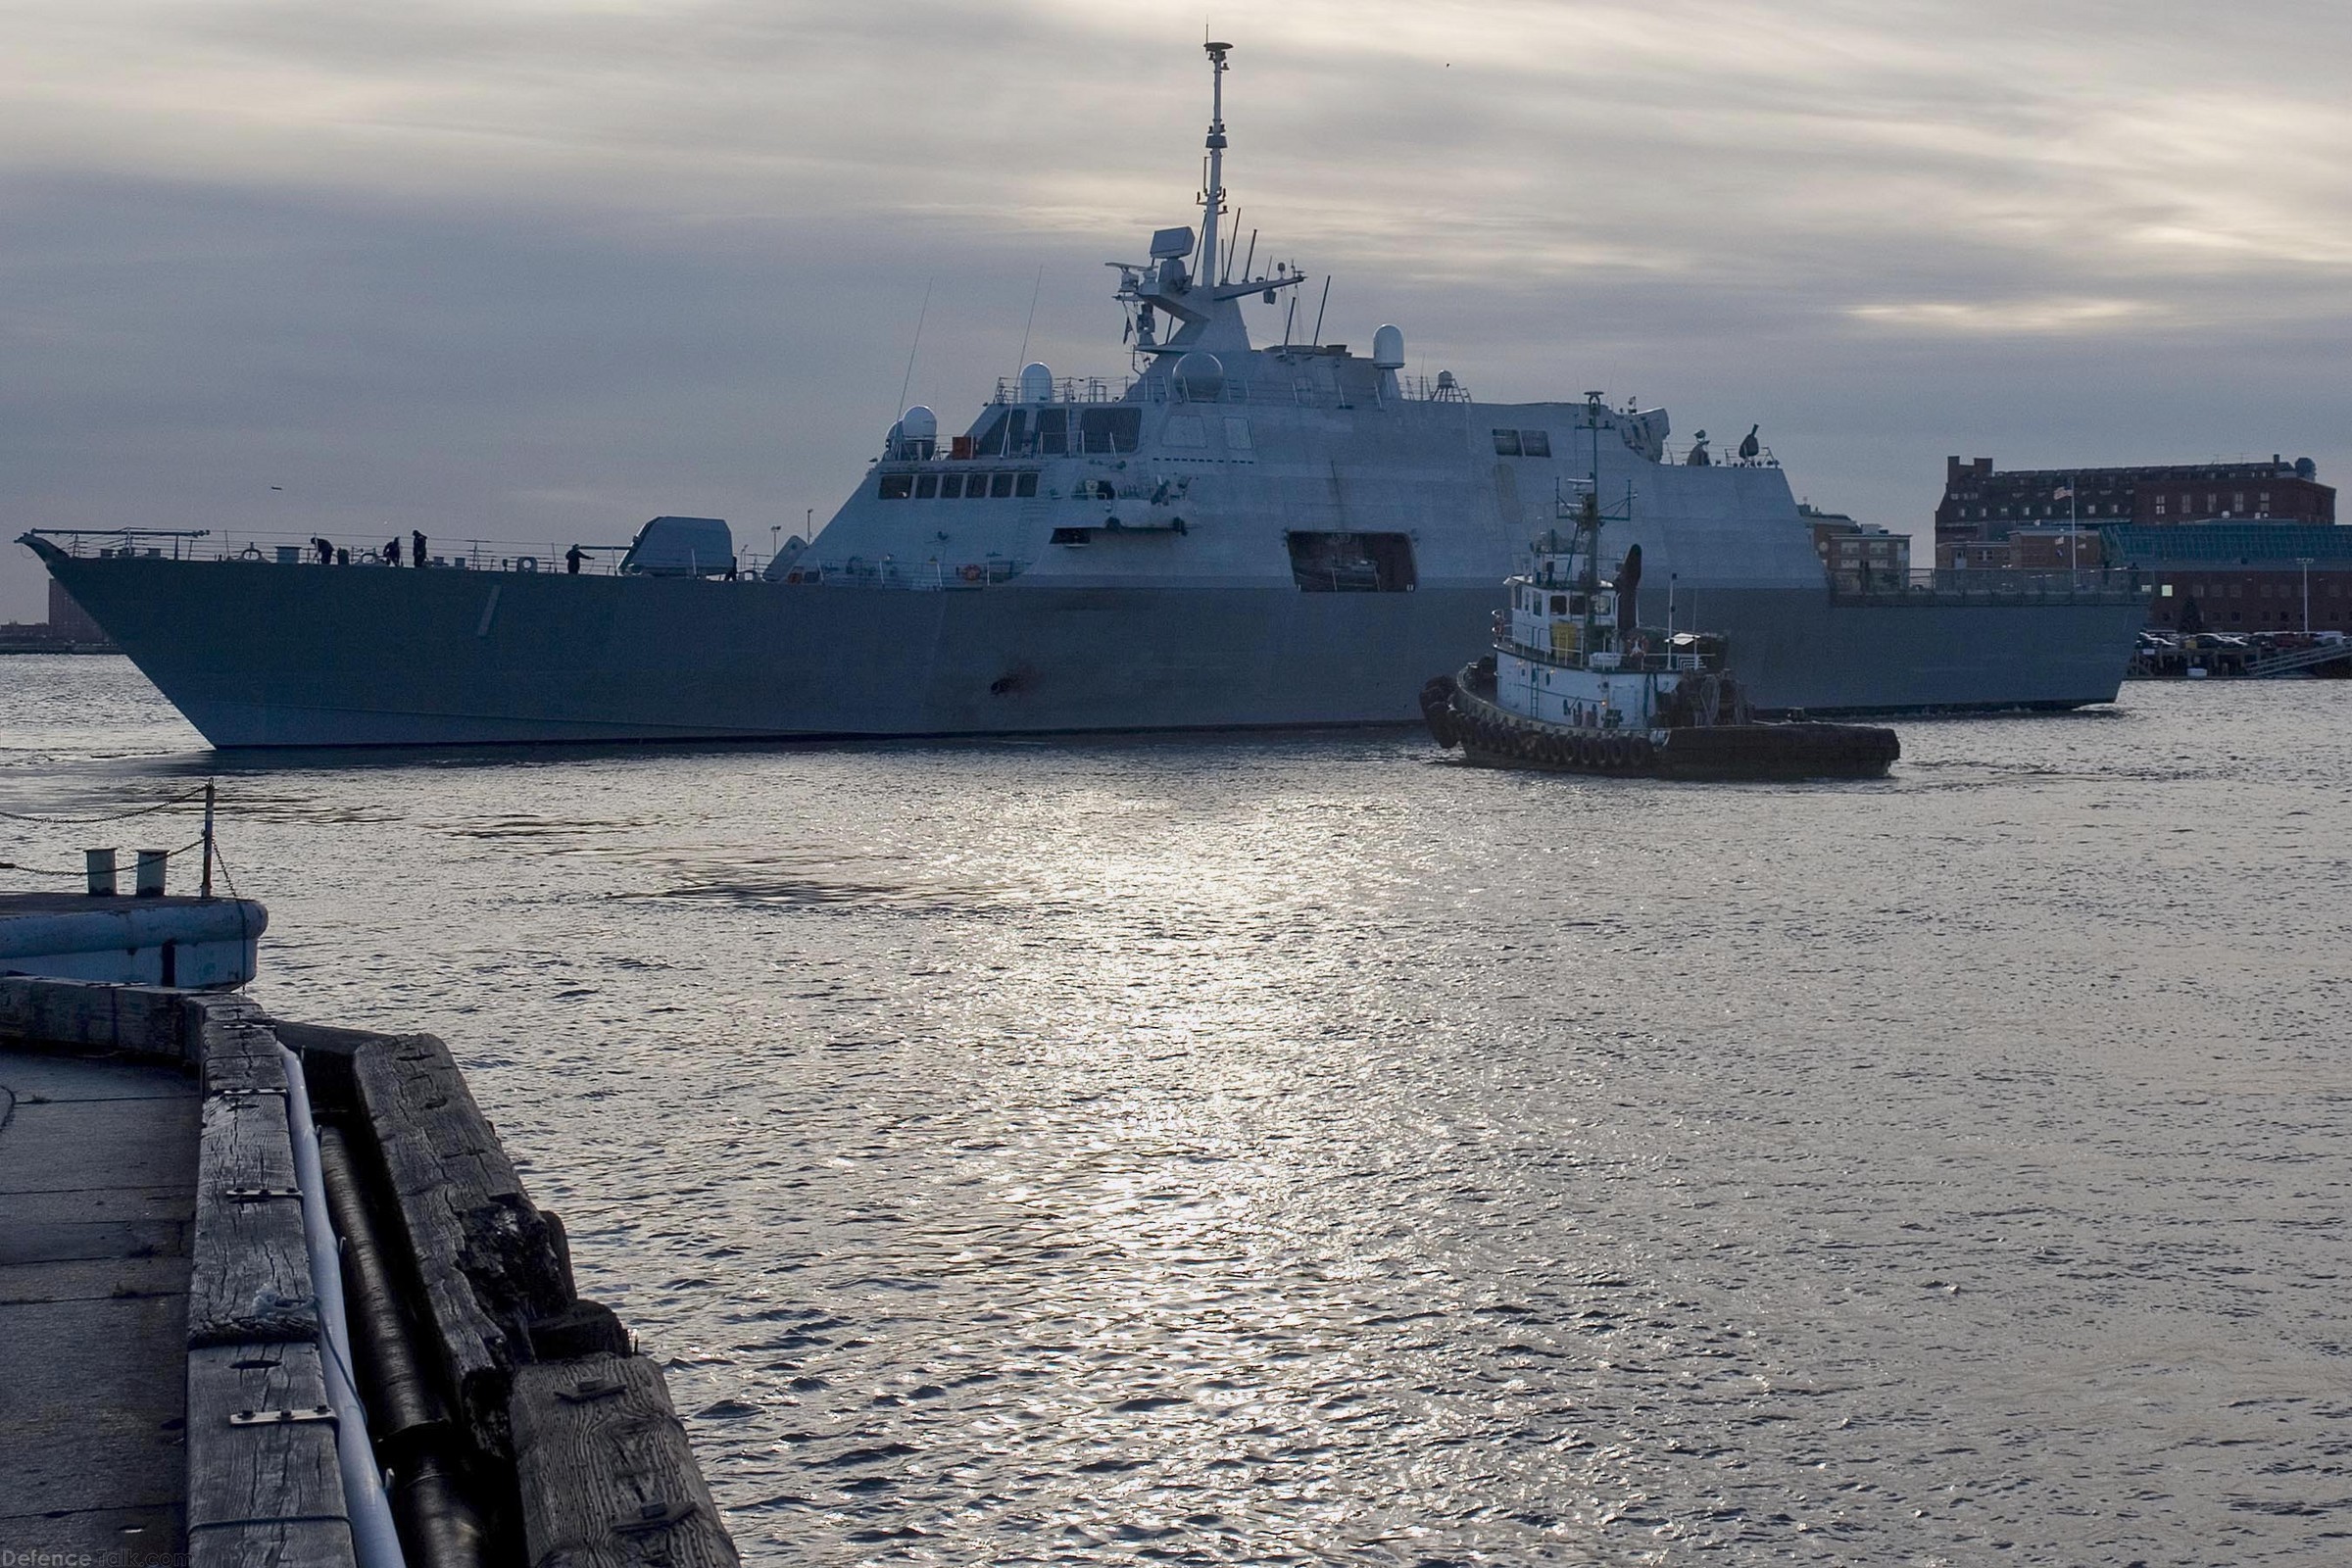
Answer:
top-left (516, 556), bottom-right (538, 573)
top-left (959, 564), bottom-right (984, 583)
top-left (240, 543), bottom-right (263, 561)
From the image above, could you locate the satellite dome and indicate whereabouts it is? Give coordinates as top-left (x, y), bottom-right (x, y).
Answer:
top-left (900, 406), bottom-right (937, 443)
top-left (1175, 351), bottom-right (1225, 402)
top-left (1018, 364), bottom-right (1054, 403)
top-left (1372, 324), bottom-right (1405, 370)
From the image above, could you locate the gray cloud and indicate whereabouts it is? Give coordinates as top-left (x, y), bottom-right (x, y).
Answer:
top-left (8, 0), bottom-right (2349, 618)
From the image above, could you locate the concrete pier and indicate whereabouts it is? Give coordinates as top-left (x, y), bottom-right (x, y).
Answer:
top-left (0, 1045), bottom-right (199, 1559)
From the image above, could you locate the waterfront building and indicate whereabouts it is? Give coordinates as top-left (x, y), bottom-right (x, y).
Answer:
top-left (1936, 455), bottom-right (2333, 567)
top-left (1800, 503), bottom-right (1912, 591)
top-left (2100, 522), bottom-right (2352, 633)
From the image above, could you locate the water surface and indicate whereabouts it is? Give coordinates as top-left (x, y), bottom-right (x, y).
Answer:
top-left (5, 655), bottom-right (2348, 1565)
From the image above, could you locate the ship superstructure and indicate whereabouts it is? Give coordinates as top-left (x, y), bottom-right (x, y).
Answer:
top-left (20, 43), bottom-right (2146, 748)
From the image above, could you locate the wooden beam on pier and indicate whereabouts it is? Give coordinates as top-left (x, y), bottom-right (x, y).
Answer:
top-left (353, 1031), bottom-right (573, 1459)
top-left (187, 1087), bottom-right (316, 1348)
top-left (0, 976), bottom-right (190, 1063)
top-left (185, 1341), bottom-right (358, 1568)
top-left (511, 1353), bottom-right (741, 1568)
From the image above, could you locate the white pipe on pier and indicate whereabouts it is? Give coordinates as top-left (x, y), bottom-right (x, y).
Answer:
top-left (281, 1044), bottom-right (410, 1568)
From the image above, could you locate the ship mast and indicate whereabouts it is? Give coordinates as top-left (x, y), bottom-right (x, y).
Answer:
top-left (1200, 41), bottom-right (1231, 285)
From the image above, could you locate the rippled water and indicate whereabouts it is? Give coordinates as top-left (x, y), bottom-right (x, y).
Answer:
top-left (6, 655), bottom-right (2351, 1565)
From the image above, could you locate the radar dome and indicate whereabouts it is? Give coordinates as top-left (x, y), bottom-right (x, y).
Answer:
top-left (1019, 363), bottom-right (1054, 403)
top-left (2297, 457), bottom-right (2318, 480)
top-left (1175, 351), bottom-right (1225, 402)
top-left (1372, 324), bottom-right (1405, 370)
top-left (900, 406), bottom-right (937, 443)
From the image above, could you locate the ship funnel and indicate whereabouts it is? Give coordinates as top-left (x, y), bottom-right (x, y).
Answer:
top-left (1372, 324), bottom-right (1405, 370)
top-left (1018, 363), bottom-right (1054, 403)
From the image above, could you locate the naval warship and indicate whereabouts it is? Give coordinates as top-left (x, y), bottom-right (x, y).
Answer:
top-left (20, 42), bottom-right (2145, 749)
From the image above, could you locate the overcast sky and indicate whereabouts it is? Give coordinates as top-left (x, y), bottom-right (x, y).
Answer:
top-left (7, 0), bottom-right (2350, 619)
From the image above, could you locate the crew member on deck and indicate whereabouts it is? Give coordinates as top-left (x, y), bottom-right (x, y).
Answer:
top-left (412, 530), bottom-right (427, 567)
top-left (313, 537), bottom-right (332, 564)
top-left (565, 545), bottom-right (583, 575)
top-left (384, 536), bottom-right (402, 566)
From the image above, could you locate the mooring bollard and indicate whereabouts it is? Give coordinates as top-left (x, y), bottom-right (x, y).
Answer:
top-left (85, 847), bottom-right (118, 897)
top-left (134, 849), bottom-right (169, 898)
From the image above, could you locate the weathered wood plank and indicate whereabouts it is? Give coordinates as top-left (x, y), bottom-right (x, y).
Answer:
top-left (185, 1341), bottom-right (357, 1568)
top-left (188, 1093), bottom-right (315, 1347)
top-left (186, 994), bottom-right (288, 1096)
top-left (511, 1354), bottom-right (740, 1568)
top-left (0, 976), bottom-right (189, 1061)
top-left (270, 1020), bottom-right (400, 1119)
top-left (353, 1032), bottom-right (572, 1459)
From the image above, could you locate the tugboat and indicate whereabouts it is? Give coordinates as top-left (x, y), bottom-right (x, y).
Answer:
top-left (1422, 409), bottom-right (1899, 779)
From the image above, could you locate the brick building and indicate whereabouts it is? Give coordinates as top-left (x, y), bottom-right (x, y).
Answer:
top-left (1936, 455), bottom-right (2331, 567)
top-left (1800, 503), bottom-right (1911, 590)
top-left (2101, 523), bottom-right (2352, 633)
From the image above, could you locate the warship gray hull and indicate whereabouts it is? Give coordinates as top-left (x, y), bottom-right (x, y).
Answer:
top-left (33, 549), bottom-right (2139, 748)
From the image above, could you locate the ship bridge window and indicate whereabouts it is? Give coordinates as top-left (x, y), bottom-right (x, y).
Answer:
top-left (1286, 530), bottom-right (1417, 593)
top-left (938, 473), bottom-right (964, 499)
top-left (968, 407), bottom-right (1030, 457)
top-left (878, 472), bottom-right (913, 500)
top-left (1080, 407), bottom-right (1142, 454)
top-left (1035, 407), bottom-right (1069, 456)
top-left (1015, 471), bottom-right (1039, 498)
top-left (1550, 594), bottom-right (1567, 613)
top-left (1493, 428), bottom-right (1522, 456)
top-left (1522, 430), bottom-right (1552, 458)
top-left (915, 473), bottom-right (939, 499)
top-left (988, 471), bottom-right (1014, 499)
top-left (967, 472), bottom-right (995, 499)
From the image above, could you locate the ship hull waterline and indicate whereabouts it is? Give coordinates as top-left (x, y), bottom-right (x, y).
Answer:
top-left (39, 555), bottom-right (2144, 749)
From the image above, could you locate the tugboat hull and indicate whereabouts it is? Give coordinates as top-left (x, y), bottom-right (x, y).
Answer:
top-left (1423, 668), bottom-right (1898, 780)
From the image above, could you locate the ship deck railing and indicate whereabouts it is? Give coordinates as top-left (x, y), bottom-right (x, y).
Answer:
top-left (1828, 565), bottom-right (2147, 605)
top-left (982, 368), bottom-right (1484, 411)
top-left (785, 559), bottom-right (1029, 590)
top-left (1499, 637), bottom-right (1718, 673)
top-left (24, 528), bottom-right (1043, 591)
top-left (23, 527), bottom-right (779, 580)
